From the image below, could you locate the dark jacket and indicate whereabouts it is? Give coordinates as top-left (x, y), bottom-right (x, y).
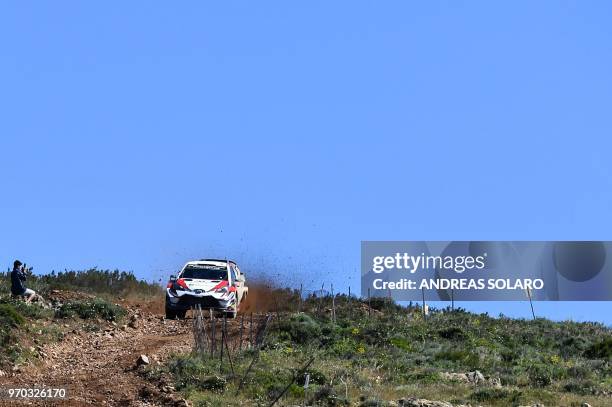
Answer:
top-left (11, 267), bottom-right (27, 296)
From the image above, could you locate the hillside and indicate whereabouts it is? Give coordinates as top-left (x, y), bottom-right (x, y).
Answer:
top-left (0, 271), bottom-right (610, 406)
top-left (157, 294), bottom-right (611, 407)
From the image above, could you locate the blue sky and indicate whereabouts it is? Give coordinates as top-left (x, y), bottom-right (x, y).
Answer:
top-left (1, 2), bottom-right (611, 323)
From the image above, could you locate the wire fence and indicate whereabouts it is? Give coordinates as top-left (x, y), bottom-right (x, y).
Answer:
top-left (188, 283), bottom-right (466, 406)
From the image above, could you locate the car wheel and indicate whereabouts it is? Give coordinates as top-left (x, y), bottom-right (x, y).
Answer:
top-left (225, 310), bottom-right (237, 319)
top-left (176, 310), bottom-right (187, 319)
top-left (165, 307), bottom-right (177, 319)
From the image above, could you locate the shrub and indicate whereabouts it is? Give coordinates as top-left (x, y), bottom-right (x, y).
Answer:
top-left (167, 356), bottom-right (225, 391)
top-left (197, 375), bottom-right (227, 392)
top-left (266, 383), bottom-right (286, 401)
top-left (470, 387), bottom-right (522, 403)
top-left (0, 297), bottom-right (54, 320)
top-left (55, 299), bottom-right (125, 321)
top-left (389, 336), bottom-right (412, 351)
top-left (367, 297), bottom-right (403, 313)
top-left (319, 323), bottom-right (343, 346)
top-left (438, 326), bottom-right (467, 341)
top-left (311, 385), bottom-right (348, 406)
top-left (330, 337), bottom-right (358, 357)
top-left (359, 323), bottom-right (389, 346)
top-left (0, 303), bottom-right (25, 346)
top-left (399, 368), bottom-right (439, 384)
top-left (527, 364), bottom-right (553, 387)
top-left (287, 383), bottom-right (304, 398)
top-left (500, 348), bottom-right (520, 364)
top-left (162, 294), bottom-right (612, 406)
top-left (248, 368), bottom-right (289, 399)
top-left (358, 398), bottom-right (385, 407)
top-left (584, 337), bottom-right (612, 359)
top-left (563, 378), bottom-right (598, 396)
top-left (276, 314), bottom-right (321, 345)
top-left (559, 336), bottom-right (588, 357)
top-left (435, 349), bottom-right (480, 368)
top-left (0, 304), bottom-right (26, 327)
top-left (0, 269), bottom-right (162, 298)
top-left (565, 364), bottom-right (594, 380)
top-left (296, 368), bottom-right (327, 386)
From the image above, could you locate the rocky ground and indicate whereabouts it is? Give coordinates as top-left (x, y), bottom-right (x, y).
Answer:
top-left (0, 289), bottom-right (606, 407)
top-left (0, 304), bottom-right (193, 406)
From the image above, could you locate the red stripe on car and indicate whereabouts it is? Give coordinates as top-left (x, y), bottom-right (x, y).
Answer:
top-left (210, 280), bottom-right (229, 291)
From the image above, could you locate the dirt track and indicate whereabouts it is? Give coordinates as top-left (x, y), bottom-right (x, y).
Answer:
top-left (0, 307), bottom-right (194, 407)
top-left (0, 284), bottom-right (280, 407)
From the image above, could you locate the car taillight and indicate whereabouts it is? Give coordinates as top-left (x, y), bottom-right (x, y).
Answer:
top-left (176, 278), bottom-right (190, 290)
top-left (166, 281), bottom-right (173, 289)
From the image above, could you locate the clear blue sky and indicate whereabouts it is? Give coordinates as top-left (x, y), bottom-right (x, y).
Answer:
top-left (1, 2), bottom-right (611, 323)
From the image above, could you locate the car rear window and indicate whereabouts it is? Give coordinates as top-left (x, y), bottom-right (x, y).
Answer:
top-left (181, 265), bottom-right (228, 280)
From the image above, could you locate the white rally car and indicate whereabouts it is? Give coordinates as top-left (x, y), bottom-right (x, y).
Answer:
top-left (165, 259), bottom-right (248, 319)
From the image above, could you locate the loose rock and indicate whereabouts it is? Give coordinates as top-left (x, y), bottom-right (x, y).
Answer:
top-left (136, 354), bottom-right (150, 366)
top-left (399, 398), bottom-right (453, 407)
top-left (440, 370), bottom-right (500, 387)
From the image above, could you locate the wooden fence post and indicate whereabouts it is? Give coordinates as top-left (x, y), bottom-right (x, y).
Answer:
top-left (210, 309), bottom-right (216, 357)
top-left (348, 286), bottom-right (351, 320)
top-left (220, 314), bottom-right (226, 362)
top-left (249, 312), bottom-right (254, 348)
top-left (237, 314), bottom-right (273, 392)
top-left (421, 288), bottom-right (426, 320)
top-left (319, 283), bottom-right (325, 315)
top-left (331, 283), bottom-right (336, 324)
top-left (367, 288), bottom-right (371, 318)
top-left (224, 327), bottom-right (235, 377)
top-left (298, 283), bottom-right (303, 313)
top-left (192, 304), bottom-right (209, 357)
top-left (239, 313), bottom-right (245, 351)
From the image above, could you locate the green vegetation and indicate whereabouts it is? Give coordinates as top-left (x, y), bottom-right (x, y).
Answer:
top-left (55, 298), bottom-right (125, 321)
top-left (584, 336), bottom-right (612, 359)
top-left (0, 268), bottom-right (162, 299)
top-left (0, 269), bottom-right (609, 406)
top-left (0, 303), bottom-right (26, 346)
top-left (155, 294), bottom-right (611, 406)
top-left (0, 297), bottom-right (57, 366)
top-left (0, 269), bottom-right (146, 368)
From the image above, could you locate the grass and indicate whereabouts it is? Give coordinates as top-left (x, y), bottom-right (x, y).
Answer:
top-left (55, 298), bottom-right (126, 321)
top-left (0, 268), bottom-right (162, 300)
top-left (0, 270), bottom-right (609, 406)
top-left (0, 269), bottom-right (146, 368)
top-left (0, 303), bottom-right (26, 346)
top-left (584, 336), bottom-right (612, 359)
top-left (154, 294), bottom-right (611, 406)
